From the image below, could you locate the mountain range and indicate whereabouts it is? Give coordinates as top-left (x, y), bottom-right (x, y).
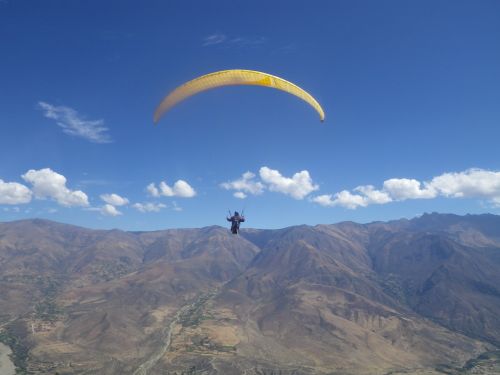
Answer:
top-left (0, 213), bottom-right (499, 374)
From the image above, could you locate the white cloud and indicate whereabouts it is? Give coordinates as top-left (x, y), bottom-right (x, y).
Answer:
top-left (311, 191), bottom-right (368, 209)
top-left (172, 180), bottom-right (196, 197)
top-left (383, 178), bottom-right (436, 200)
top-left (355, 185), bottom-right (392, 204)
top-left (221, 167), bottom-right (318, 200)
top-left (133, 202), bottom-right (167, 213)
top-left (21, 168), bottom-right (89, 207)
top-left (147, 183), bottom-right (160, 197)
top-left (259, 167), bottom-right (319, 200)
top-left (312, 168), bottom-right (500, 209)
top-left (333, 190), bottom-right (368, 209)
top-left (429, 169), bottom-right (500, 199)
top-left (38, 101), bottom-right (111, 143)
top-left (311, 186), bottom-right (391, 209)
top-left (149, 180), bottom-right (196, 198)
top-left (202, 33), bottom-right (266, 48)
top-left (220, 171), bottom-right (264, 197)
top-left (101, 204), bottom-right (122, 216)
top-left (170, 181), bottom-right (190, 197)
top-left (311, 194), bottom-right (335, 207)
top-left (100, 193), bottom-right (129, 206)
top-left (158, 181), bottom-right (174, 196)
top-left (0, 180), bottom-right (32, 204)
top-left (202, 32), bottom-right (227, 46)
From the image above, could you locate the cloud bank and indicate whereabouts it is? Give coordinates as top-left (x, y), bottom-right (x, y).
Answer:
top-left (221, 167), bottom-right (319, 200)
top-left (1, 168), bottom-right (194, 217)
top-left (312, 168), bottom-right (500, 209)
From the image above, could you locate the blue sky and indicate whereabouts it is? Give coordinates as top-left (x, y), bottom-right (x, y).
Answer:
top-left (1, 0), bottom-right (500, 230)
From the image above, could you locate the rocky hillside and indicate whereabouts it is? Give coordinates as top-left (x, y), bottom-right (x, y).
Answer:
top-left (0, 214), bottom-right (499, 374)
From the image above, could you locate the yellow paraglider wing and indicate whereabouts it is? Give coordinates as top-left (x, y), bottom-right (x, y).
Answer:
top-left (153, 69), bottom-right (325, 123)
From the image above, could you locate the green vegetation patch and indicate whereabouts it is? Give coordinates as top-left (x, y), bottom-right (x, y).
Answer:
top-left (462, 350), bottom-right (500, 373)
top-left (34, 300), bottom-right (64, 322)
top-left (0, 328), bottom-right (29, 375)
top-left (376, 273), bottom-right (413, 305)
top-left (434, 350), bottom-right (500, 374)
top-left (188, 335), bottom-right (236, 353)
top-left (36, 275), bottom-right (62, 298)
top-left (90, 261), bottom-right (133, 282)
top-left (179, 291), bottom-right (217, 328)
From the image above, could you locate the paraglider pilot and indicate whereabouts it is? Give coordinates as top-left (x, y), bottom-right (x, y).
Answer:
top-left (227, 211), bottom-right (245, 234)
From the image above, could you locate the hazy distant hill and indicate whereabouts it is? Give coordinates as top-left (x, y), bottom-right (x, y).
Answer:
top-left (0, 214), bottom-right (499, 374)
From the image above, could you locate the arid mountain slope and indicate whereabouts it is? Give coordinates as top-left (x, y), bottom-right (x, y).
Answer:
top-left (367, 214), bottom-right (500, 346)
top-left (0, 214), bottom-right (499, 374)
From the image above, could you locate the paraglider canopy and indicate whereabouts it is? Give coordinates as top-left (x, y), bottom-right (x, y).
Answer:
top-left (154, 69), bottom-right (325, 123)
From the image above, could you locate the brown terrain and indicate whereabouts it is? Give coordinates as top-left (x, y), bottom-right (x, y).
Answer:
top-left (0, 213), bottom-right (499, 374)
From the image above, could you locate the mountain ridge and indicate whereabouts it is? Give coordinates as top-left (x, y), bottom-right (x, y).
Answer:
top-left (0, 213), bottom-right (499, 374)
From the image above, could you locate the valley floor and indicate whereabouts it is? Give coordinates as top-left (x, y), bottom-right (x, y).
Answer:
top-left (0, 342), bottom-right (15, 375)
